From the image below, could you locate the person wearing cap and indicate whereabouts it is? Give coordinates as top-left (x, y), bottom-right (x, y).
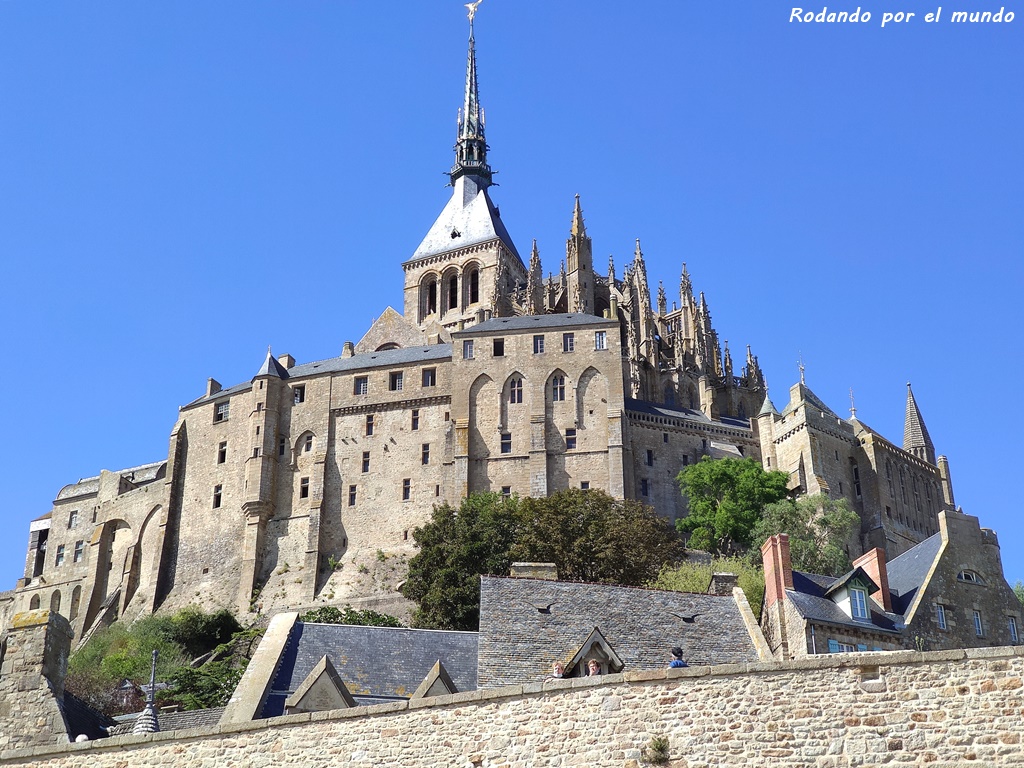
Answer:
top-left (668, 647), bottom-right (688, 668)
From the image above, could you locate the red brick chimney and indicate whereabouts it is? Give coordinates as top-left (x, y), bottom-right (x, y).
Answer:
top-left (761, 534), bottom-right (794, 610)
top-left (852, 547), bottom-right (892, 612)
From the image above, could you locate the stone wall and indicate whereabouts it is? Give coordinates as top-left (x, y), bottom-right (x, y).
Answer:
top-left (5, 645), bottom-right (1024, 767)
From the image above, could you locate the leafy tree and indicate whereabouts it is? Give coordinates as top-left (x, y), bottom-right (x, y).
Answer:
top-left (676, 457), bottom-right (789, 555)
top-left (514, 489), bottom-right (683, 585)
top-left (1014, 581), bottom-right (1024, 605)
top-left (750, 494), bottom-right (860, 577)
top-left (299, 605), bottom-right (404, 627)
top-left (650, 556), bottom-right (766, 616)
top-left (402, 493), bottom-right (521, 631)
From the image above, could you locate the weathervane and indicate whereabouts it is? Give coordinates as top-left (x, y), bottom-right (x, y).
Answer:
top-left (465, 0), bottom-right (483, 22)
top-left (849, 387), bottom-right (857, 417)
top-left (798, 353), bottom-right (806, 385)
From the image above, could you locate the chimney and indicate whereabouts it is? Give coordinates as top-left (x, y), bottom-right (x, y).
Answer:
top-left (937, 455), bottom-right (955, 508)
top-left (342, 341), bottom-right (355, 358)
top-left (761, 534), bottom-right (793, 610)
top-left (206, 378), bottom-right (221, 397)
top-left (852, 548), bottom-right (892, 613)
top-left (278, 353), bottom-right (296, 369)
top-left (510, 562), bottom-right (558, 580)
top-left (708, 572), bottom-right (738, 596)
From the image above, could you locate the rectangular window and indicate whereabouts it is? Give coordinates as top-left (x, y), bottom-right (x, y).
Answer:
top-left (402, 478), bottom-right (411, 501)
top-left (304, 434), bottom-right (313, 453)
top-left (682, 455), bottom-right (690, 466)
top-left (640, 478), bottom-right (650, 497)
top-left (663, 432), bottom-right (669, 443)
top-left (595, 330), bottom-right (607, 350)
top-left (422, 368), bottom-right (436, 387)
top-left (412, 409), bottom-right (420, 430)
top-left (500, 432), bottom-right (512, 454)
top-left (279, 436), bottom-right (287, 456)
top-left (533, 335), bottom-right (545, 354)
top-left (936, 603), bottom-right (947, 630)
top-left (354, 376), bottom-right (368, 395)
top-left (501, 486), bottom-right (512, 497)
top-left (74, 540), bottom-right (84, 563)
top-left (422, 443), bottom-right (430, 465)
top-left (646, 449), bottom-right (654, 467)
top-left (565, 428), bottom-right (577, 450)
top-left (213, 485), bottom-right (222, 508)
top-left (551, 375), bottom-right (565, 401)
top-left (362, 451), bottom-right (370, 473)
top-left (214, 401), bottom-right (230, 423)
top-left (252, 447), bottom-right (261, 458)
top-left (218, 441), bottom-right (227, 464)
top-left (55, 544), bottom-right (65, 567)
top-left (348, 485), bottom-right (357, 506)
top-left (509, 377), bottom-right (523, 404)
top-left (580, 481), bottom-right (590, 490)
top-left (389, 371), bottom-right (404, 391)
top-left (853, 465), bottom-right (862, 498)
top-left (293, 386), bottom-right (305, 404)
top-left (300, 477), bottom-right (310, 499)
top-left (562, 332), bottom-right (575, 352)
top-left (68, 510), bottom-right (79, 529)
top-left (366, 414), bottom-right (374, 436)
top-left (1010, 616), bottom-right (1019, 643)
top-left (463, 339), bottom-right (475, 360)
top-left (974, 610), bottom-right (984, 637)
top-left (493, 338), bottom-right (504, 357)
top-left (850, 587), bottom-right (869, 620)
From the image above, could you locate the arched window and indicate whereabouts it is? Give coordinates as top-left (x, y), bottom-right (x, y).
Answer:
top-left (551, 375), bottom-right (566, 401)
top-left (509, 377), bottom-right (523, 404)
top-left (29, 594), bottom-right (40, 610)
top-left (448, 276), bottom-right (459, 310)
top-left (469, 269), bottom-right (479, 304)
top-left (427, 280), bottom-right (437, 314)
top-left (70, 586), bottom-right (82, 621)
top-left (50, 590), bottom-right (61, 615)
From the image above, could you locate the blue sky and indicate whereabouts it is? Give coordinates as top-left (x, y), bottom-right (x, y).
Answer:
top-left (1, 1), bottom-right (1021, 590)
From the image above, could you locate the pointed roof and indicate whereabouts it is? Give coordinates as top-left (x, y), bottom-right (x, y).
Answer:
top-left (570, 194), bottom-right (587, 237)
top-left (450, 6), bottom-right (491, 187)
top-left (758, 393), bottom-right (778, 417)
top-left (410, 660), bottom-right (459, 699)
top-left (284, 655), bottom-right (357, 714)
top-left (903, 383), bottom-right (936, 464)
top-left (253, 347), bottom-right (289, 380)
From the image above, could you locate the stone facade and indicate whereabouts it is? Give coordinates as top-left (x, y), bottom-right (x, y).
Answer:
top-left (4, 646), bottom-right (1024, 766)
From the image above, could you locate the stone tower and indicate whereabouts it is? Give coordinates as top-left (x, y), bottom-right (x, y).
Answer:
top-left (565, 195), bottom-right (594, 315)
top-left (402, 12), bottom-right (527, 332)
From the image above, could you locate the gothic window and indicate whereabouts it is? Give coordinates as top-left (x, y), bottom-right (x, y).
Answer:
top-left (886, 460), bottom-right (894, 498)
top-left (913, 476), bottom-right (921, 512)
top-left (509, 377), bottom-right (523, 404)
top-left (899, 467), bottom-right (907, 504)
top-left (29, 595), bottom-right (40, 610)
top-left (50, 591), bottom-right (61, 614)
top-left (448, 275), bottom-right (458, 310)
top-left (551, 375), bottom-right (566, 401)
top-left (469, 269), bottom-right (479, 304)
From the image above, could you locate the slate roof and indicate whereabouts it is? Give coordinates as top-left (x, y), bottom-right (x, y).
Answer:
top-left (61, 690), bottom-right (118, 741)
top-left (260, 622), bottom-right (478, 716)
top-left (886, 532), bottom-right (942, 614)
top-left (786, 571), bottom-right (902, 634)
top-left (455, 313), bottom-right (614, 336)
top-left (782, 383), bottom-right (837, 419)
top-left (477, 577), bottom-right (760, 688)
top-left (408, 174), bottom-right (522, 263)
top-left (107, 707), bottom-right (225, 736)
top-left (182, 346), bottom-right (452, 409)
top-left (625, 398), bottom-right (751, 430)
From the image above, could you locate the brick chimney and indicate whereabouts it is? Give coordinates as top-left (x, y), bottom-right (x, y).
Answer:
top-left (852, 548), bottom-right (892, 612)
top-left (761, 534), bottom-right (794, 610)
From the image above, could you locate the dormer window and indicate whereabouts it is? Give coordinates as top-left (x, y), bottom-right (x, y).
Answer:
top-left (850, 586), bottom-right (869, 620)
top-left (958, 570), bottom-right (983, 584)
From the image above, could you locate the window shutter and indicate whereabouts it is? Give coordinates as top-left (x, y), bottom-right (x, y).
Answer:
top-left (857, 644), bottom-right (868, 652)
top-left (827, 639), bottom-right (840, 654)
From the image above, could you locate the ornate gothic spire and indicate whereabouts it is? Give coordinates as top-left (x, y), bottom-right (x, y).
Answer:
top-left (570, 193), bottom-right (586, 237)
top-left (657, 281), bottom-right (667, 316)
top-left (526, 239), bottom-right (543, 314)
top-left (680, 263), bottom-right (693, 306)
top-left (450, 4), bottom-right (491, 186)
top-left (608, 254), bottom-right (616, 286)
top-left (903, 382), bottom-right (936, 464)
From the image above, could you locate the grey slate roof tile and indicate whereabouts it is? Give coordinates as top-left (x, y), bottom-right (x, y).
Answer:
top-left (886, 532), bottom-right (942, 614)
top-left (787, 571), bottom-right (901, 633)
top-left (107, 706), bottom-right (225, 736)
top-left (477, 576), bottom-right (759, 688)
top-left (261, 622), bottom-right (478, 716)
top-left (455, 313), bottom-right (614, 335)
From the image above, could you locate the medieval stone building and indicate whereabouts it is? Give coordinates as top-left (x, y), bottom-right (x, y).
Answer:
top-left (8, 14), bottom-right (963, 638)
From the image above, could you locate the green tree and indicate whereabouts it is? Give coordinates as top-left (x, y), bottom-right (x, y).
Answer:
top-left (650, 556), bottom-right (766, 616)
top-left (299, 605), bottom-right (404, 627)
top-left (402, 493), bottom-right (521, 631)
top-left (676, 457), bottom-right (790, 555)
top-left (514, 489), bottom-right (683, 585)
top-left (750, 494), bottom-right (860, 576)
top-left (1014, 581), bottom-right (1024, 605)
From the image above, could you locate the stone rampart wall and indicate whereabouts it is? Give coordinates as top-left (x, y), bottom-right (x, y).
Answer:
top-left (4, 646), bottom-right (1024, 767)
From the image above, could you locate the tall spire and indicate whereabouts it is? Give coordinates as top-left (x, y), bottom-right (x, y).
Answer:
top-left (903, 382), bottom-right (936, 464)
top-left (570, 194), bottom-right (586, 236)
top-left (451, 2), bottom-right (491, 186)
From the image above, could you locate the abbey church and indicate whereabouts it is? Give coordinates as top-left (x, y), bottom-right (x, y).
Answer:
top-left (4, 14), bottom-right (963, 638)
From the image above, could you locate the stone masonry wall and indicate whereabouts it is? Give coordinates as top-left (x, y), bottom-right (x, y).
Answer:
top-left (4, 646), bottom-right (1024, 767)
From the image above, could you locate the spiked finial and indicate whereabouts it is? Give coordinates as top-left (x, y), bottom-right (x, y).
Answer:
top-left (849, 388), bottom-right (857, 418)
top-left (570, 194), bottom-right (586, 237)
top-left (608, 254), bottom-right (616, 285)
top-left (451, 2), bottom-right (491, 185)
top-left (657, 281), bottom-right (667, 315)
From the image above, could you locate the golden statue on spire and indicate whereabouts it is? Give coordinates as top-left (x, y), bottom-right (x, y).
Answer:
top-left (465, 0), bottom-right (483, 22)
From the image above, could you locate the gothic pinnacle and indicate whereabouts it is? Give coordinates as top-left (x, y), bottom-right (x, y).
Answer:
top-left (571, 194), bottom-right (586, 237)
